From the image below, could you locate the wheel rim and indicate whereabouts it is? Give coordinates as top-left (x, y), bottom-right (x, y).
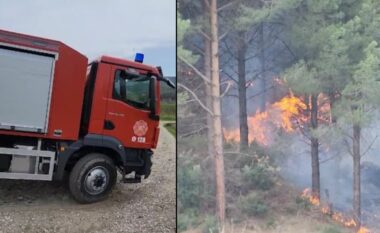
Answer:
top-left (84, 166), bottom-right (109, 195)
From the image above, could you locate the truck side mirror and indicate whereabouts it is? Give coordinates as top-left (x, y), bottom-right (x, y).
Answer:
top-left (149, 77), bottom-right (159, 121)
top-left (166, 79), bottom-right (176, 89)
top-left (156, 66), bottom-right (175, 89)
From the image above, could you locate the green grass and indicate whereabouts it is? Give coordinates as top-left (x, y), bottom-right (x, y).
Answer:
top-left (161, 102), bottom-right (176, 121)
top-left (164, 123), bottom-right (176, 136)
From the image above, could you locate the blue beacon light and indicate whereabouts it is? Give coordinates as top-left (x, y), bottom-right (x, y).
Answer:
top-left (135, 53), bottom-right (144, 63)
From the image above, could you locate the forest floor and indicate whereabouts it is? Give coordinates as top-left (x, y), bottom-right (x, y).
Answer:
top-left (0, 122), bottom-right (176, 233)
top-left (184, 218), bottom-right (353, 233)
top-left (183, 182), bottom-right (363, 233)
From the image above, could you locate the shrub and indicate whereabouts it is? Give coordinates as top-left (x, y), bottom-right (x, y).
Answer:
top-left (202, 215), bottom-right (219, 233)
top-left (177, 159), bottom-right (202, 210)
top-left (178, 209), bottom-right (199, 232)
top-left (322, 226), bottom-right (341, 233)
top-left (161, 102), bottom-right (176, 121)
top-left (295, 196), bottom-right (311, 211)
top-left (238, 192), bottom-right (268, 217)
top-left (242, 164), bottom-right (274, 190)
top-left (248, 141), bottom-right (267, 158)
top-left (266, 217), bottom-right (276, 229)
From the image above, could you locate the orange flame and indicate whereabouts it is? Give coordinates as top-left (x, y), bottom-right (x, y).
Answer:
top-left (300, 188), bottom-right (366, 229)
top-left (331, 212), bottom-right (357, 227)
top-left (301, 188), bottom-right (320, 206)
top-left (223, 96), bottom-right (307, 145)
top-left (357, 227), bottom-right (371, 233)
top-left (273, 96), bottom-right (307, 132)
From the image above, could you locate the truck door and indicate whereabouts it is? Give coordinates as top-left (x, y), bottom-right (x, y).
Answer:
top-left (102, 65), bottom-right (159, 149)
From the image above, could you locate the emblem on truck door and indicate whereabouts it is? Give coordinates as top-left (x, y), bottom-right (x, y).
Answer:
top-left (133, 120), bottom-right (148, 136)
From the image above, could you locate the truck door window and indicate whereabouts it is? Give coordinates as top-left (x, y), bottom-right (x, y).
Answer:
top-left (113, 70), bottom-right (151, 110)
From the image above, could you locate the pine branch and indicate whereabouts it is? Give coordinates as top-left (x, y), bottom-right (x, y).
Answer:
top-left (361, 135), bottom-right (378, 158)
top-left (178, 55), bottom-right (211, 85)
top-left (220, 81), bottom-right (233, 97)
top-left (178, 83), bottom-right (214, 116)
top-left (217, 0), bottom-right (241, 12)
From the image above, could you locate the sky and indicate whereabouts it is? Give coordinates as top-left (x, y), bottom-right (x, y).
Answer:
top-left (0, 0), bottom-right (176, 76)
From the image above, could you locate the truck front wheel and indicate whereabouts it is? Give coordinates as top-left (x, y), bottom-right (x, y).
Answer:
top-left (69, 153), bottom-right (117, 203)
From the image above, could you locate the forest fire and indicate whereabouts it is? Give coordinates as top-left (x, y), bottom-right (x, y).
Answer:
top-left (301, 188), bottom-right (321, 206)
top-left (273, 95), bottom-right (307, 132)
top-left (223, 95), bottom-right (307, 145)
top-left (301, 189), bottom-right (371, 233)
top-left (358, 227), bottom-right (371, 233)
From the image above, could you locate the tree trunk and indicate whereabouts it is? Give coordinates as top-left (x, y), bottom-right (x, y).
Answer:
top-left (328, 92), bottom-right (337, 124)
top-left (259, 22), bottom-right (266, 112)
top-left (210, 0), bottom-right (225, 226)
top-left (203, 17), bottom-right (214, 212)
top-left (310, 94), bottom-right (320, 199)
top-left (353, 123), bottom-right (361, 226)
top-left (237, 31), bottom-right (249, 151)
top-left (203, 2), bottom-right (213, 165)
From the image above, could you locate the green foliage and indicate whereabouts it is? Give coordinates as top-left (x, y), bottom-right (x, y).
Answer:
top-left (242, 164), bottom-right (274, 191)
top-left (238, 192), bottom-right (268, 217)
top-left (295, 196), bottom-right (311, 211)
top-left (283, 61), bottom-right (321, 95)
top-left (236, 0), bottom-right (304, 29)
top-left (164, 123), bottom-right (176, 136)
top-left (236, 7), bottom-right (271, 30)
top-left (161, 103), bottom-right (176, 121)
top-left (178, 0), bottom-right (380, 230)
top-left (161, 78), bottom-right (176, 103)
top-left (266, 217), bottom-right (277, 229)
top-left (335, 41), bottom-right (380, 127)
top-left (202, 215), bottom-right (219, 233)
top-left (177, 92), bottom-right (189, 105)
top-left (178, 209), bottom-right (200, 232)
top-left (281, 0), bottom-right (360, 96)
top-left (178, 136), bottom-right (209, 154)
top-left (177, 14), bottom-right (190, 43)
top-left (321, 226), bottom-right (342, 233)
top-left (177, 14), bottom-right (198, 64)
top-left (177, 155), bottom-right (203, 210)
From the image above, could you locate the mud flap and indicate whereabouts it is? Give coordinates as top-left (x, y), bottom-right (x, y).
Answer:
top-left (141, 149), bottom-right (153, 178)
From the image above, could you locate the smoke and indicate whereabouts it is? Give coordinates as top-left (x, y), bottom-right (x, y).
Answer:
top-left (221, 75), bottom-right (282, 129)
top-left (276, 118), bottom-right (380, 227)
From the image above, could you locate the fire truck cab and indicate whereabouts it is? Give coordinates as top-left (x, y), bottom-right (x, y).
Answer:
top-left (0, 29), bottom-right (174, 203)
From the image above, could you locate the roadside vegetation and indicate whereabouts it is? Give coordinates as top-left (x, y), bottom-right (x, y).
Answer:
top-left (164, 122), bottom-right (176, 136)
top-left (161, 103), bottom-right (176, 121)
top-left (160, 76), bottom-right (176, 136)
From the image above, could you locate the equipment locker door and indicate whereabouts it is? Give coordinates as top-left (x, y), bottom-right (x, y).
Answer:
top-left (0, 47), bottom-right (55, 133)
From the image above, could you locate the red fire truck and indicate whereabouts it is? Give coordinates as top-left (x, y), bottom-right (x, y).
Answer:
top-left (0, 29), bottom-right (174, 203)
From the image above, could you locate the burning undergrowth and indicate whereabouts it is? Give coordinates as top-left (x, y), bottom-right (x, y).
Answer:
top-left (302, 188), bottom-right (370, 233)
top-left (224, 95), bottom-right (308, 146)
top-left (223, 94), bottom-right (380, 232)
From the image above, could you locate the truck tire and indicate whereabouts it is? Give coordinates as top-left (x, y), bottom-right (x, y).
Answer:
top-left (69, 153), bottom-right (117, 203)
top-left (0, 154), bottom-right (12, 172)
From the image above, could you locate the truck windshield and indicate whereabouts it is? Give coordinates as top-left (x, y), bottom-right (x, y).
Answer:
top-left (113, 70), bottom-right (151, 110)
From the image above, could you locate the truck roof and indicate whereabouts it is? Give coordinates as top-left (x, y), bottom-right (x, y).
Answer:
top-left (0, 29), bottom-right (88, 140)
top-left (0, 29), bottom-right (86, 57)
top-left (99, 55), bottom-right (159, 73)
